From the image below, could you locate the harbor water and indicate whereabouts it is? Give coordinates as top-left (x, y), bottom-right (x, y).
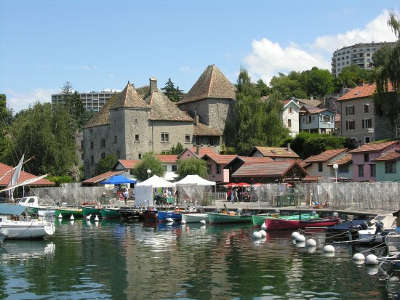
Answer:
top-left (0, 220), bottom-right (399, 299)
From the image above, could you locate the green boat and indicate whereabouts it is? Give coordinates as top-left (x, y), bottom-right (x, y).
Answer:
top-left (55, 207), bottom-right (83, 219)
top-left (82, 206), bottom-right (101, 218)
top-left (252, 213), bottom-right (320, 226)
top-left (100, 208), bottom-right (121, 219)
top-left (208, 212), bottom-right (252, 224)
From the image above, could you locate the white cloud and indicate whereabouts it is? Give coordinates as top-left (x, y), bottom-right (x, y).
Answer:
top-left (244, 10), bottom-right (398, 84)
top-left (4, 88), bottom-right (56, 113)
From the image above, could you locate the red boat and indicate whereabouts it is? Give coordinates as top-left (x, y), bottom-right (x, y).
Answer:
top-left (264, 217), bottom-right (340, 231)
top-left (264, 218), bottom-right (300, 231)
top-left (299, 218), bottom-right (339, 228)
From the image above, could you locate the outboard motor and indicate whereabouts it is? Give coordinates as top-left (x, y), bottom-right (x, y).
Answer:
top-left (375, 221), bottom-right (384, 235)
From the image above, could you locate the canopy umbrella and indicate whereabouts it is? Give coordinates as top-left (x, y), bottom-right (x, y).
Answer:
top-left (136, 175), bottom-right (174, 188)
top-left (236, 182), bottom-right (250, 187)
top-left (224, 183), bottom-right (237, 188)
top-left (175, 175), bottom-right (216, 186)
top-left (100, 174), bottom-right (136, 184)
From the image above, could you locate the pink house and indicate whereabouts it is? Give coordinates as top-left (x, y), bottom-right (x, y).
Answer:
top-left (349, 140), bottom-right (400, 181)
top-left (178, 146), bottom-right (216, 160)
top-left (202, 153), bottom-right (237, 183)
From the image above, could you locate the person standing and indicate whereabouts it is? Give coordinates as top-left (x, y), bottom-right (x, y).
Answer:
top-left (123, 188), bottom-right (128, 206)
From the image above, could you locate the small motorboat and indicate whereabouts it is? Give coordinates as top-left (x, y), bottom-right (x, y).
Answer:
top-left (182, 213), bottom-right (208, 223)
top-left (208, 212), bottom-right (252, 224)
top-left (358, 214), bottom-right (397, 243)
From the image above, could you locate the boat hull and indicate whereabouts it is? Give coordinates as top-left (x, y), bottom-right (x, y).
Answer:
top-left (0, 220), bottom-right (55, 239)
top-left (252, 213), bottom-right (319, 226)
top-left (82, 207), bottom-right (101, 218)
top-left (100, 208), bottom-right (121, 219)
top-left (55, 208), bottom-right (83, 219)
top-left (264, 218), bottom-right (300, 230)
top-left (182, 213), bottom-right (208, 223)
top-left (158, 211), bottom-right (182, 222)
top-left (299, 218), bottom-right (339, 228)
top-left (208, 213), bottom-right (252, 224)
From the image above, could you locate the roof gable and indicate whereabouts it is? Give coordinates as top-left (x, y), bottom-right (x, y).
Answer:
top-left (178, 65), bottom-right (235, 104)
top-left (252, 146), bottom-right (300, 158)
top-left (155, 155), bottom-right (178, 163)
top-left (203, 153), bottom-right (237, 165)
top-left (111, 82), bottom-right (150, 110)
top-left (349, 140), bottom-right (399, 153)
top-left (116, 159), bottom-right (140, 169)
top-left (338, 84), bottom-right (376, 101)
top-left (232, 160), bottom-right (306, 178)
top-left (82, 171), bottom-right (123, 185)
top-left (305, 149), bottom-right (347, 163)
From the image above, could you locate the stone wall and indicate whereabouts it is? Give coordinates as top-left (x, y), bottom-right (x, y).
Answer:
top-left (151, 120), bottom-right (193, 154)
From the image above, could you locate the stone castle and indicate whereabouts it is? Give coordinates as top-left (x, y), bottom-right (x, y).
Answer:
top-left (83, 65), bottom-right (235, 177)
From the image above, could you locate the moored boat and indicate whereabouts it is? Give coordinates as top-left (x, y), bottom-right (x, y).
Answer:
top-left (158, 211), bottom-right (182, 222)
top-left (264, 217), bottom-right (300, 230)
top-left (100, 208), bottom-right (121, 219)
top-left (208, 212), bottom-right (252, 224)
top-left (82, 206), bottom-right (101, 219)
top-left (299, 217), bottom-right (340, 228)
top-left (182, 213), bottom-right (208, 223)
top-left (55, 207), bottom-right (83, 219)
top-left (252, 213), bottom-right (320, 226)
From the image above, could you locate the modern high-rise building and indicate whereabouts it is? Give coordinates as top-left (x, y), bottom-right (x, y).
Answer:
top-left (331, 42), bottom-right (395, 77)
top-left (51, 90), bottom-right (119, 112)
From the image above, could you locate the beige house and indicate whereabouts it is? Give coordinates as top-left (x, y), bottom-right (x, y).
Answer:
top-left (303, 149), bottom-right (348, 179)
top-left (338, 83), bottom-right (393, 145)
top-left (281, 99), bottom-right (300, 137)
top-left (83, 65), bottom-right (235, 178)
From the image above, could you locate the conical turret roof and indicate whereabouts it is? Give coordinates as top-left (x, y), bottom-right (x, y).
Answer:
top-left (178, 64), bottom-right (236, 104)
top-left (110, 82), bottom-right (150, 110)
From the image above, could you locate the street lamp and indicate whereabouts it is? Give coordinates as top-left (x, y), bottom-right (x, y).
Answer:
top-left (333, 163), bottom-right (338, 183)
top-left (147, 169), bottom-right (152, 178)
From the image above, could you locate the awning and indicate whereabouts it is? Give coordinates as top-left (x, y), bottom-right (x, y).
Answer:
top-left (99, 175), bottom-right (136, 185)
top-left (175, 175), bottom-right (216, 186)
top-left (0, 203), bottom-right (26, 216)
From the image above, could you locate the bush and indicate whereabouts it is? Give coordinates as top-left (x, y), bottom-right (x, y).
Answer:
top-left (132, 153), bottom-right (164, 181)
top-left (177, 158), bottom-right (207, 179)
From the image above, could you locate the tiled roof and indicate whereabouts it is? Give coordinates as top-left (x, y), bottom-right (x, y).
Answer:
top-left (253, 146), bottom-right (300, 158)
top-left (300, 105), bottom-right (328, 115)
top-left (85, 85), bottom-right (150, 128)
top-left (374, 151), bottom-right (400, 162)
top-left (203, 153), bottom-right (237, 165)
top-left (328, 154), bottom-right (352, 166)
top-left (337, 83), bottom-right (393, 101)
top-left (232, 160), bottom-right (306, 178)
top-left (297, 99), bottom-right (322, 107)
top-left (110, 82), bottom-right (150, 110)
top-left (0, 162), bottom-right (54, 187)
top-left (155, 155), bottom-right (178, 163)
top-left (349, 140), bottom-right (399, 153)
top-left (189, 146), bottom-right (217, 158)
top-left (238, 156), bottom-right (274, 164)
top-left (117, 159), bottom-right (140, 169)
top-left (281, 99), bottom-right (300, 108)
top-left (178, 65), bottom-right (235, 104)
top-left (82, 171), bottom-right (123, 185)
top-left (193, 122), bottom-right (222, 136)
top-left (305, 149), bottom-right (347, 163)
top-left (145, 91), bottom-right (193, 122)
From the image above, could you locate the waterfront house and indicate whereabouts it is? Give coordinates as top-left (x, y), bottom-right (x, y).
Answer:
top-left (155, 155), bottom-right (178, 173)
top-left (374, 150), bottom-right (400, 182)
top-left (223, 156), bottom-right (274, 181)
top-left (338, 83), bottom-right (393, 145)
top-left (281, 98), bottom-right (301, 137)
top-left (202, 153), bottom-right (237, 183)
top-left (327, 154), bottom-right (353, 180)
top-left (231, 160), bottom-right (308, 184)
top-left (299, 105), bottom-right (335, 134)
top-left (303, 149), bottom-right (348, 179)
top-left (349, 140), bottom-right (400, 182)
top-left (250, 146), bottom-right (300, 160)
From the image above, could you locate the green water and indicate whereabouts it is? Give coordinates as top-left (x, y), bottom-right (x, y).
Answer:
top-left (0, 220), bottom-right (398, 299)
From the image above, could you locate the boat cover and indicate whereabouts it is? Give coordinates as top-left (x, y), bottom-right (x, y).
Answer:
top-left (328, 220), bottom-right (368, 231)
top-left (0, 203), bottom-right (26, 216)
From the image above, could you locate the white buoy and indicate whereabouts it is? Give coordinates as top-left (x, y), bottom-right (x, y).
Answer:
top-left (296, 241), bottom-right (306, 248)
top-left (352, 253), bottom-right (365, 262)
top-left (95, 215), bottom-right (99, 221)
top-left (70, 220), bottom-right (74, 225)
top-left (306, 238), bottom-right (317, 247)
top-left (70, 214), bottom-right (74, 220)
top-left (296, 234), bottom-right (306, 243)
top-left (307, 246), bottom-right (316, 254)
top-left (366, 266), bottom-right (379, 276)
top-left (95, 221), bottom-right (99, 227)
top-left (166, 217), bottom-right (174, 223)
top-left (200, 219), bottom-right (206, 225)
top-left (253, 231), bottom-right (262, 239)
top-left (259, 230), bottom-right (267, 238)
top-left (86, 214), bottom-right (91, 220)
top-left (323, 245), bottom-right (335, 253)
top-left (58, 213), bottom-right (62, 219)
top-left (323, 252), bottom-right (335, 257)
top-left (181, 219), bottom-right (186, 224)
top-left (291, 231), bottom-right (300, 240)
top-left (365, 254), bottom-right (379, 265)
top-left (261, 222), bottom-right (267, 230)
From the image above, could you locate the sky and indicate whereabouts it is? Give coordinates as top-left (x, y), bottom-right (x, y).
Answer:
top-left (0, 0), bottom-right (399, 112)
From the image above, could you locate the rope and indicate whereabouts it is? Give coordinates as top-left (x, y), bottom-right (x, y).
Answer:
top-left (359, 242), bottom-right (386, 253)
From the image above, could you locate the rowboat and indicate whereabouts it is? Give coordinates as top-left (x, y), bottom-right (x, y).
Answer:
top-left (299, 217), bottom-right (339, 228)
top-left (100, 208), bottom-right (121, 219)
top-left (55, 208), bottom-right (83, 219)
top-left (208, 212), bottom-right (252, 224)
top-left (157, 211), bottom-right (182, 222)
top-left (182, 213), bottom-right (208, 223)
top-left (82, 206), bottom-right (101, 218)
top-left (252, 213), bottom-right (320, 226)
top-left (264, 216), bottom-right (339, 231)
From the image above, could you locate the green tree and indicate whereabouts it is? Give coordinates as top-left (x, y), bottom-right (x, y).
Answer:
top-left (162, 142), bottom-right (184, 155)
top-left (60, 81), bottom-right (86, 128)
top-left (132, 153), bottom-right (164, 181)
top-left (0, 94), bottom-right (13, 160)
top-left (2, 103), bottom-right (78, 176)
top-left (162, 78), bottom-right (184, 102)
top-left (270, 73), bottom-right (307, 99)
top-left (255, 79), bottom-right (270, 97)
top-left (302, 67), bottom-right (334, 97)
top-left (334, 65), bottom-right (373, 92)
top-left (95, 154), bottom-right (118, 176)
top-left (373, 13), bottom-right (400, 136)
top-left (177, 158), bottom-right (207, 178)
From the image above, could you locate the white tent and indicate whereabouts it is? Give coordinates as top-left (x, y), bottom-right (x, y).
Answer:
top-left (136, 175), bottom-right (175, 188)
top-left (175, 175), bottom-right (216, 186)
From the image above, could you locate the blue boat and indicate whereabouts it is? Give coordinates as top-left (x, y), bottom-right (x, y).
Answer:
top-left (157, 211), bottom-right (182, 222)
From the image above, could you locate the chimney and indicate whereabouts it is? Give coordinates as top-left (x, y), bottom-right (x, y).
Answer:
top-left (150, 77), bottom-right (157, 93)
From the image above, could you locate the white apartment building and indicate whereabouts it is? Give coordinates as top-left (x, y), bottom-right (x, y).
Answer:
top-left (331, 42), bottom-right (395, 77)
top-left (51, 90), bottom-right (119, 112)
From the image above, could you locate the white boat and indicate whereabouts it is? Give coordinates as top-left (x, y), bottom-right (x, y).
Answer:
top-left (182, 213), bottom-right (208, 223)
top-left (17, 196), bottom-right (55, 217)
top-left (0, 217), bottom-right (55, 240)
top-left (358, 214), bottom-right (397, 243)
